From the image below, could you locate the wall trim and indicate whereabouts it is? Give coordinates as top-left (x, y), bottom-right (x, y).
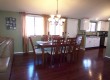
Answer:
top-left (14, 52), bottom-right (24, 54)
top-left (14, 51), bottom-right (33, 54)
top-left (105, 56), bottom-right (110, 58)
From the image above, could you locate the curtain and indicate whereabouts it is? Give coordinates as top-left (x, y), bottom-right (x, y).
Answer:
top-left (20, 12), bottom-right (29, 53)
top-left (43, 15), bottom-right (49, 35)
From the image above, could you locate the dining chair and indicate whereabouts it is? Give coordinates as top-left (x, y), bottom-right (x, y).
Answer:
top-left (42, 35), bottom-right (52, 55)
top-left (42, 35), bottom-right (49, 41)
top-left (75, 36), bottom-right (83, 59)
top-left (64, 38), bottom-right (77, 62)
top-left (29, 36), bottom-right (48, 66)
top-left (66, 37), bottom-right (83, 62)
top-left (47, 38), bottom-right (64, 65)
top-left (58, 38), bottom-right (66, 62)
top-left (51, 35), bottom-right (61, 40)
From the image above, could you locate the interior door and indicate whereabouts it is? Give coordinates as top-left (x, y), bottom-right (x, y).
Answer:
top-left (67, 19), bottom-right (78, 37)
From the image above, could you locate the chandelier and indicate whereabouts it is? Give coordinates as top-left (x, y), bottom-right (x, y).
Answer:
top-left (48, 0), bottom-right (65, 26)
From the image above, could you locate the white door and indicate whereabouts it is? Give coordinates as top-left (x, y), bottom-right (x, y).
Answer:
top-left (67, 19), bottom-right (78, 37)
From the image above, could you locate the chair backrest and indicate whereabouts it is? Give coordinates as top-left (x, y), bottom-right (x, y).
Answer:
top-left (59, 38), bottom-right (65, 43)
top-left (51, 38), bottom-right (64, 55)
top-left (42, 35), bottom-right (49, 41)
top-left (66, 38), bottom-right (76, 44)
top-left (65, 38), bottom-right (77, 54)
top-left (29, 36), bottom-right (36, 54)
top-left (76, 36), bottom-right (82, 50)
top-left (76, 36), bottom-right (82, 45)
top-left (51, 38), bottom-right (60, 54)
top-left (51, 35), bottom-right (61, 40)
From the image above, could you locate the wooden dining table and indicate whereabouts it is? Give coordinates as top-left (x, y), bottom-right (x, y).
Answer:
top-left (36, 41), bottom-right (69, 65)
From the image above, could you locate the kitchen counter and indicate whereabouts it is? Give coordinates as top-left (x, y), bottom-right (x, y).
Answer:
top-left (85, 36), bottom-right (100, 48)
top-left (86, 36), bottom-right (99, 37)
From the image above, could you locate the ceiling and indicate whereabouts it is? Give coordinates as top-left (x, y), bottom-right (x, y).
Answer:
top-left (0, 0), bottom-right (110, 20)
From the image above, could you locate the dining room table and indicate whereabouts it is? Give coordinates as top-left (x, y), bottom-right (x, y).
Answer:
top-left (36, 40), bottom-right (68, 65)
top-left (36, 38), bottom-right (78, 65)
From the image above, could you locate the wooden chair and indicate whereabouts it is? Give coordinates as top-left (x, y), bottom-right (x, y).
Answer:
top-left (76, 36), bottom-right (82, 49)
top-left (75, 36), bottom-right (83, 59)
top-left (29, 36), bottom-right (48, 66)
top-left (64, 38), bottom-right (77, 62)
top-left (66, 37), bottom-right (82, 62)
top-left (58, 38), bottom-right (65, 62)
top-left (42, 35), bottom-right (49, 41)
top-left (51, 35), bottom-right (61, 40)
top-left (42, 35), bottom-right (52, 55)
top-left (47, 38), bottom-right (64, 65)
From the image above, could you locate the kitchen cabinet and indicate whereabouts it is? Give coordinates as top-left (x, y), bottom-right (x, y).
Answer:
top-left (105, 22), bottom-right (109, 31)
top-left (67, 19), bottom-right (78, 37)
top-left (97, 21), bottom-right (109, 31)
top-left (85, 36), bottom-right (100, 48)
top-left (80, 19), bottom-right (90, 31)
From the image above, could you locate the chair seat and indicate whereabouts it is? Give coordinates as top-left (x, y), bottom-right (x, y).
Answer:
top-left (46, 47), bottom-right (63, 55)
top-left (44, 48), bottom-right (51, 51)
top-left (35, 48), bottom-right (47, 54)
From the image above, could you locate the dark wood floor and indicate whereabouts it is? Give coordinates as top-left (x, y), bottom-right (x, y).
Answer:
top-left (10, 48), bottom-right (110, 80)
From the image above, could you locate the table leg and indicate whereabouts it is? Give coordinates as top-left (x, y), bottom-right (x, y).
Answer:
top-left (41, 47), bottom-right (45, 65)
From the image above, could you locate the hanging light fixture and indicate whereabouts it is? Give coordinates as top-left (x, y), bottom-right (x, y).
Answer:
top-left (108, 18), bottom-right (110, 20)
top-left (48, 0), bottom-right (65, 26)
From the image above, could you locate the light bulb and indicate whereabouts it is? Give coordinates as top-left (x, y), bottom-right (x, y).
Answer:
top-left (61, 19), bottom-right (65, 22)
top-left (50, 15), bottom-right (55, 18)
top-left (108, 18), bottom-right (110, 20)
top-left (57, 15), bottom-right (61, 18)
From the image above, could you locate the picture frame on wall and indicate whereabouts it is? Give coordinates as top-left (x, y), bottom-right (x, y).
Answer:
top-left (5, 17), bottom-right (16, 30)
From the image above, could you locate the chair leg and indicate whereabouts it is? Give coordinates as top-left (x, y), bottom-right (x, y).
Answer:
top-left (60, 54), bottom-right (62, 63)
top-left (44, 53), bottom-right (49, 65)
top-left (70, 53), bottom-right (73, 62)
top-left (60, 53), bottom-right (64, 63)
top-left (64, 54), bottom-right (67, 62)
top-left (34, 55), bottom-right (37, 67)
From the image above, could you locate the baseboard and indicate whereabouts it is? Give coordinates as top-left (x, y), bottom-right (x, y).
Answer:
top-left (14, 51), bottom-right (33, 54)
top-left (105, 56), bottom-right (110, 59)
top-left (85, 47), bottom-right (100, 50)
top-left (14, 52), bottom-right (24, 54)
top-left (80, 47), bottom-right (85, 50)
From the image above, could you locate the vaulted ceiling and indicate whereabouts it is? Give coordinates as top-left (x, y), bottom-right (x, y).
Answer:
top-left (0, 0), bottom-right (110, 20)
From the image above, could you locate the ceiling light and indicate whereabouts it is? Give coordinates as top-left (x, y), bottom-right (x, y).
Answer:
top-left (108, 18), bottom-right (110, 20)
top-left (48, 0), bottom-right (65, 26)
top-left (96, 18), bottom-right (99, 21)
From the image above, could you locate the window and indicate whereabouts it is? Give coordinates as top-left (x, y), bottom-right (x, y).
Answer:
top-left (26, 15), bottom-right (44, 36)
top-left (86, 22), bottom-right (96, 32)
top-left (49, 23), bottom-right (64, 36)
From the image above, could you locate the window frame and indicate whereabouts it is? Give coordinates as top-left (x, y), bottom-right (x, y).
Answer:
top-left (26, 15), bottom-right (44, 36)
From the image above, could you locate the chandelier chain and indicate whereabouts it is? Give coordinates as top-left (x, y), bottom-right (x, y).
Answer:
top-left (48, 0), bottom-right (65, 26)
top-left (56, 0), bottom-right (58, 15)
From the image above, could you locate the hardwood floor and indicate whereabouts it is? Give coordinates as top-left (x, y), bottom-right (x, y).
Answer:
top-left (10, 48), bottom-right (110, 80)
